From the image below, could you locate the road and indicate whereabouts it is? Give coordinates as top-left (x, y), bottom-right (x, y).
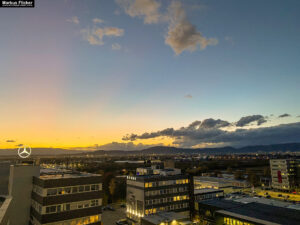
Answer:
top-left (102, 203), bottom-right (126, 225)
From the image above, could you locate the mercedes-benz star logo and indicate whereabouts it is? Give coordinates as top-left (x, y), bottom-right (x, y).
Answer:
top-left (18, 145), bottom-right (32, 158)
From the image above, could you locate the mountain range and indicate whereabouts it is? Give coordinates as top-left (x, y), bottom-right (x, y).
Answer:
top-left (1, 143), bottom-right (299, 156)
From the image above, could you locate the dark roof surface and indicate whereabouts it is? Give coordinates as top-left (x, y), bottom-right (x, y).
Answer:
top-left (197, 199), bottom-right (243, 209)
top-left (217, 202), bottom-right (300, 225)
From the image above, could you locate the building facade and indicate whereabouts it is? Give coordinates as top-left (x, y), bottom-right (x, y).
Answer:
top-left (270, 159), bottom-right (300, 191)
top-left (30, 173), bottom-right (102, 225)
top-left (126, 166), bottom-right (191, 225)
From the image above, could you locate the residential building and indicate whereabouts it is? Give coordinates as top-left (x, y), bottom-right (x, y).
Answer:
top-left (270, 159), bottom-right (300, 191)
top-left (126, 166), bottom-right (191, 225)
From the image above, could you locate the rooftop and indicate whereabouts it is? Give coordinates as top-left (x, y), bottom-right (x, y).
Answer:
top-left (39, 168), bottom-right (101, 180)
top-left (197, 199), bottom-right (243, 209)
top-left (194, 188), bottom-right (224, 195)
top-left (141, 212), bottom-right (190, 224)
top-left (231, 196), bottom-right (300, 210)
top-left (218, 202), bottom-right (300, 225)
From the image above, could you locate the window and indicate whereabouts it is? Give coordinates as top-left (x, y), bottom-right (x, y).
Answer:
top-left (85, 185), bottom-right (90, 191)
top-left (65, 204), bottom-right (70, 211)
top-left (47, 188), bottom-right (57, 196)
top-left (65, 187), bottom-right (71, 194)
top-left (79, 186), bottom-right (84, 192)
top-left (72, 186), bottom-right (78, 193)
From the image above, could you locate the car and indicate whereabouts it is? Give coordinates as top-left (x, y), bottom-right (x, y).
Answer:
top-left (107, 205), bottom-right (115, 211)
top-left (116, 219), bottom-right (129, 225)
top-left (120, 204), bottom-right (126, 208)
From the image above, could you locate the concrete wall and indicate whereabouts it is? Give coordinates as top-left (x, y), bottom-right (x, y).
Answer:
top-left (0, 162), bottom-right (11, 195)
top-left (8, 164), bottom-right (40, 225)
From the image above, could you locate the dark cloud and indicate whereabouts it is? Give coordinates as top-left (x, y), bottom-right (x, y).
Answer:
top-left (123, 118), bottom-right (230, 141)
top-left (122, 116), bottom-right (300, 148)
top-left (278, 113), bottom-right (291, 118)
top-left (6, 140), bottom-right (16, 143)
top-left (236, 115), bottom-right (267, 127)
top-left (200, 119), bottom-right (230, 129)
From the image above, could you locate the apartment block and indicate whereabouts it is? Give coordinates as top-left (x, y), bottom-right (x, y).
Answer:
top-left (270, 159), bottom-right (300, 191)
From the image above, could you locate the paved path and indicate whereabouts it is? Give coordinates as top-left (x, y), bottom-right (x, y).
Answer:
top-left (102, 203), bottom-right (126, 225)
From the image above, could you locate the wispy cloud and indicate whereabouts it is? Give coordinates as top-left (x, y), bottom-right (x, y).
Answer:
top-left (112, 43), bottom-right (122, 50)
top-left (184, 94), bottom-right (192, 99)
top-left (81, 27), bottom-right (124, 46)
top-left (66, 16), bottom-right (79, 24)
top-left (6, 139), bottom-right (16, 143)
top-left (93, 18), bottom-right (104, 24)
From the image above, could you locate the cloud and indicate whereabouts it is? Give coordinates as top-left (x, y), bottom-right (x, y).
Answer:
top-left (122, 115), bottom-right (300, 148)
top-left (184, 94), bottom-right (192, 99)
top-left (278, 113), bottom-right (291, 118)
top-left (81, 26), bottom-right (124, 46)
top-left (112, 43), bottom-right (122, 50)
top-left (123, 118), bottom-right (230, 141)
top-left (116, 0), bottom-right (161, 24)
top-left (117, 0), bottom-right (217, 55)
top-left (66, 16), bottom-right (79, 24)
top-left (236, 115), bottom-right (267, 127)
top-left (72, 142), bottom-right (158, 151)
top-left (165, 1), bottom-right (218, 55)
top-left (93, 18), bottom-right (104, 24)
top-left (6, 140), bottom-right (16, 143)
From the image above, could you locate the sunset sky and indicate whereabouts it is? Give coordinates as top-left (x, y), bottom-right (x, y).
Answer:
top-left (0, 0), bottom-right (300, 150)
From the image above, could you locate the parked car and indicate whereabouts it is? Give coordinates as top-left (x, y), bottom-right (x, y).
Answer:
top-left (107, 205), bottom-right (115, 211)
top-left (116, 219), bottom-right (128, 225)
top-left (120, 204), bottom-right (126, 208)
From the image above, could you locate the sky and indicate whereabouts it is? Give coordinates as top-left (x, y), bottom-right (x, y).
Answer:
top-left (0, 0), bottom-right (300, 150)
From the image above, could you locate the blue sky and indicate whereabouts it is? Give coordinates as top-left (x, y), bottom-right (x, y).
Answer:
top-left (0, 0), bottom-right (299, 149)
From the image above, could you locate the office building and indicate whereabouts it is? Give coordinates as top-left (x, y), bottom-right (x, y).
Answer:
top-left (0, 163), bottom-right (103, 225)
top-left (270, 159), bottom-right (300, 191)
top-left (194, 176), bottom-right (249, 190)
top-left (126, 166), bottom-right (191, 225)
top-left (194, 188), bottom-right (224, 201)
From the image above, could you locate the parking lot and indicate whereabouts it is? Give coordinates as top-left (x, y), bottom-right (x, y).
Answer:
top-left (102, 203), bottom-right (127, 225)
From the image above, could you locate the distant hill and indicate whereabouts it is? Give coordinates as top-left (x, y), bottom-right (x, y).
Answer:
top-left (0, 148), bottom-right (86, 156)
top-left (1, 143), bottom-right (299, 156)
top-left (92, 143), bottom-right (300, 155)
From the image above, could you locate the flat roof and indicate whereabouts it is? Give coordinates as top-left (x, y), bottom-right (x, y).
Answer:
top-left (196, 199), bottom-right (243, 209)
top-left (232, 196), bottom-right (300, 210)
top-left (217, 202), bottom-right (300, 225)
top-left (39, 167), bottom-right (101, 180)
top-left (142, 212), bottom-right (189, 224)
top-left (194, 188), bottom-right (224, 195)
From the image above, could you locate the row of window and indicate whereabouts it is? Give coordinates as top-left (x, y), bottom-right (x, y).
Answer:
top-left (31, 199), bottom-right (101, 215)
top-left (223, 217), bottom-right (253, 225)
top-left (32, 183), bottom-right (102, 197)
top-left (145, 195), bottom-right (189, 205)
top-left (144, 179), bottom-right (189, 188)
top-left (145, 186), bottom-right (188, 196)
top-left (32, 214), bottom-right (100, 225)
top-left (145, 203), bottom-right (189, 215)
